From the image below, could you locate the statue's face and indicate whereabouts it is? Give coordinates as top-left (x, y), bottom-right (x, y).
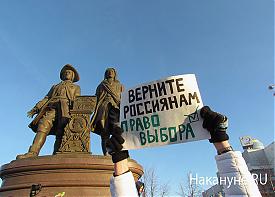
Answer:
top-left (106, 69), bottom-right (115, 79)
top-left (63, 70), bottom-right (74, 81)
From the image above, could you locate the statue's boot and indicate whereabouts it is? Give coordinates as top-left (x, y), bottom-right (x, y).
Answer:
top-left (16, 132), bottom-right (47, 159)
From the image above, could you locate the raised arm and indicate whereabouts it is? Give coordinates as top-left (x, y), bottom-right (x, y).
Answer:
top-left (106, 125), bottom-right (138, 197)
top-left (200, 106), bottom-right (262, 196)
top-left (106, 107), bottom-right (138, 197)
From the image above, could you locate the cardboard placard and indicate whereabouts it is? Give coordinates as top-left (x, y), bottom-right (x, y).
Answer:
top-left (120, 74), bottom-right (210, 150)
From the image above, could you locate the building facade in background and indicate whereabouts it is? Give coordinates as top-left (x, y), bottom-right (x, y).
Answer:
top-left (241, 137), bottom-right (274, 197)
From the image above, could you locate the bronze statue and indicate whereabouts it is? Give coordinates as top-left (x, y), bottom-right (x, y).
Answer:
top-left (91, 68), bottom-right (124, 155)
top-left (16, 64), bottom-right (81, 159)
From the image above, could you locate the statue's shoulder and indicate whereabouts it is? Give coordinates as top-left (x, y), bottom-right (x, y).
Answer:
top-left (97, 80), bottom-right (106, 89)
top-left (72, 83), bottom-right (80, 87)
top-left (115, 80), bottom-right (123, 88)
top-left (49, 83), bottom-right (58, 90)
top-left (52, 82), bottom-right (62, 87)
top-left (74, 83), bottom-right (81, 91)
top-left (64, 82), bottom-right (80, 88)
top-left (115, 79), bottom-right (122, 84)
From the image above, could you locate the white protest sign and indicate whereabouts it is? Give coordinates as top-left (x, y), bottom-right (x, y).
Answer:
top-left (120, 74), bottom-right (210, 150)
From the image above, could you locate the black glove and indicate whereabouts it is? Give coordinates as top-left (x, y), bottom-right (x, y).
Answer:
top-left (106, 125), bottom-right (129, 163)
top-left (200, 106), bottom-right (229, 143)
top-left (108, 106), bottom-right (120, 130)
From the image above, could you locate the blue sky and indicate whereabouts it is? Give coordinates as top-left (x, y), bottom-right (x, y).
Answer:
top-left (0, 0), bottom-right (273, 195)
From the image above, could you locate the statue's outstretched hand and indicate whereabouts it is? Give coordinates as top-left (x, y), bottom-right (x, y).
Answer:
top-left (27, 108), bottom-right (38, 118)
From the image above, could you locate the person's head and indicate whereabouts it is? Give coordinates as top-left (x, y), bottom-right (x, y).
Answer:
top-left (104, 67), bottom-right (117, 80)
top-left (60, 64), bottom-right (80, 82)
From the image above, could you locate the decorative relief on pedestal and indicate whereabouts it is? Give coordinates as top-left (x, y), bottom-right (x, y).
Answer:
top-left (58, 96), bottom-right (96, 153)
top-left (72, 96), bottom-right (97, 113)
top-left (69, 116), bottom-right (87, 133)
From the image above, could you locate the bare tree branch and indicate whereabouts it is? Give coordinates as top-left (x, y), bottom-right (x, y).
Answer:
top-left (177, 171), bottom-right (203, 197)
top-left (159, 182), bottom-right (170, 197)
top-left (142, 167), bottom-right (170, 197)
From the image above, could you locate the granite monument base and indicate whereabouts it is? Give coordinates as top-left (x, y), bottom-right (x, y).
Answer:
top-left (0, 154), bottom-right (143, 197)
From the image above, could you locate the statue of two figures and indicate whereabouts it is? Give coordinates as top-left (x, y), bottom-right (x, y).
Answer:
top-left (16, 65), bottom-right (123, 159)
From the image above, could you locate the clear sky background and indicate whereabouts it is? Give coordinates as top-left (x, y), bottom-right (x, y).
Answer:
top-left (0, 0), bottom-right (273, 195)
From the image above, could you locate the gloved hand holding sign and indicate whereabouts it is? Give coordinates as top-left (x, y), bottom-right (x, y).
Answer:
top-left (106, 125), bottom-right (129, 163)
top-left (106, 106), bottom-right (129, 163)
top-left (200, 106), bottom-right (229, 143)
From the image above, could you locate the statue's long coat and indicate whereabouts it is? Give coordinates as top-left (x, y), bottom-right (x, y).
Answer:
top-left (90, 79), bottom-right (123, 135)
top-left (29, 81), bottom-right (81, 135)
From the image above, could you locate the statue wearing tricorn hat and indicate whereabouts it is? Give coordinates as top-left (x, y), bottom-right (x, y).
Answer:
top-left (16, 64), bottom-right (81, 159)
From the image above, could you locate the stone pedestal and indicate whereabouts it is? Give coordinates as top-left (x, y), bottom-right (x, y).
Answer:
top-left (0, 154), bottom-right (143, 197)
